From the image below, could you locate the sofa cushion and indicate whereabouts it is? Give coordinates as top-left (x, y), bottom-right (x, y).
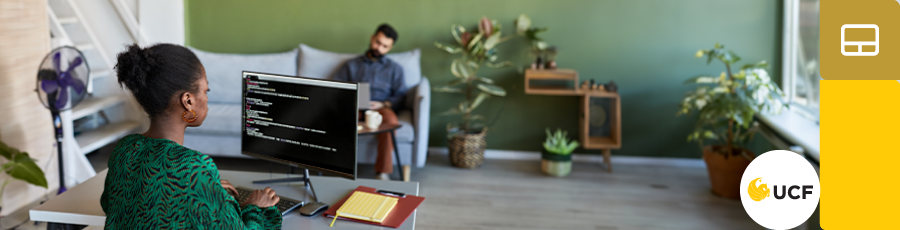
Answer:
top-left (297, 44), bottom-right (356, 80)
top-left (185, 103), bottom-right (415, 143)
top-left (190, 47), bottom-right (299, 104)
top-left (297, 44), bottom-right (421, 89)
top-left (384, 48), bottom-right (422, 88)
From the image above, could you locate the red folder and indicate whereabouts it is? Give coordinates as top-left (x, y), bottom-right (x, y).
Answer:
top-left (323, 186), bottom-right (424, 228)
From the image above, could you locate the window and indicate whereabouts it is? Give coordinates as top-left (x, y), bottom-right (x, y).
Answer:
top-left (783, 0), bottom-right (821, 119)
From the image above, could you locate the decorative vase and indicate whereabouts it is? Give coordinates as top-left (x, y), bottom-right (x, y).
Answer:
top-left (703, 145), bottom-right (754, 199)
top-left (546, 60), bottom-right (557, 69)
top-left (541, 150), bottom-right (572, 177)
top-left (448, 129), bottom-right (487, 168)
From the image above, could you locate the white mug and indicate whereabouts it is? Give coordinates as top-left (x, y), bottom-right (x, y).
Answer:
top-left (365, 110), bottom-right (383, 129)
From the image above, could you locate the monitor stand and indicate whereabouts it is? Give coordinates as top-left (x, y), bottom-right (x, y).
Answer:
top-left (252, 168), bottom-right (329, 216)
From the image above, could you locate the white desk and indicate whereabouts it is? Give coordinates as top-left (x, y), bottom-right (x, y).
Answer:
top-left (30, 169), bottom-right (419, 229)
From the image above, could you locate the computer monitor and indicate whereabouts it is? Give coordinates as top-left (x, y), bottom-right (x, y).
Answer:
top-left (241, 71), bottom-right (358, 180)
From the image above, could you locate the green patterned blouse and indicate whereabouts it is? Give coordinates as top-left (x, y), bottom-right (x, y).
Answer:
top-left (100, 134), bottom-right (282, 229)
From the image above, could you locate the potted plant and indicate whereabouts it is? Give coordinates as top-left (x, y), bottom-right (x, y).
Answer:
top-left (514, 14), bottom-right (555, 69)
top-left (541, 128), bottom-right (579, 177)
top-left (678, 43), bottom-right (787, 199)
top-left (0, 140), bottom-right (48, 216)
top-left (434, 16), bottom-right (528, 168)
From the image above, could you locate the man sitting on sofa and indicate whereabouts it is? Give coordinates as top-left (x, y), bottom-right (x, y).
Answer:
top-left (334, 23), bottom-right (407, 180)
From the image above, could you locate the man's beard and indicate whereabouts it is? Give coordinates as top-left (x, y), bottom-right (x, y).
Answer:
top-left (367, 49), bottom-right (384, 58)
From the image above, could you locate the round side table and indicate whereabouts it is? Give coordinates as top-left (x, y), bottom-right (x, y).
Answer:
top-left (357, 122), bottom-right (407, 181)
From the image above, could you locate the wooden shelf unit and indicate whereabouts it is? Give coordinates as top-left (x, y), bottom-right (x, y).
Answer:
top-left (524, 69), bottom-right (578, 95)
top-left (524, 69), bottom-right (621, 172)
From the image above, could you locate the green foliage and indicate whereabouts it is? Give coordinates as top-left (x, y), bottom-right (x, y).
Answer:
top-left (0, 139), bottom-right (48, 206)
top-left (434, 15), bottom-right (529, 135)
top-left (678, 43), bottom-right (788, 155)
top-left (0, 140), bottom-right (47, 188)
top-left (543, 128), bottom-right (579, 155)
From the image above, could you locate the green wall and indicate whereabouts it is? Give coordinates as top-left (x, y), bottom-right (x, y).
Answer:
top-left (185, 0), bottom-right (781, 158)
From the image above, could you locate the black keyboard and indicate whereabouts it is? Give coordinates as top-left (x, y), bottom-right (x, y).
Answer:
top-left (235, 186), bottom-right (304, 216)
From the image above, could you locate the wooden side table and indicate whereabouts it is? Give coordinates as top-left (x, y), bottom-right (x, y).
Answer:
top-left (357, 122), bottom-right (409, 181)
top-left (524, 69), bottom-right (622, 172)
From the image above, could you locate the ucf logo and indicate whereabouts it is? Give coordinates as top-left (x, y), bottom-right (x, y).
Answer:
top-left (740, 151), bottom-right (820, 229)
top-left (748, 178), bottom-right (770, 201)
top-left (747, 177), bottom-right (815, 202)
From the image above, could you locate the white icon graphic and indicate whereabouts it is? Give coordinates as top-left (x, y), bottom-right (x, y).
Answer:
top-left (841, 24), bottom-right (879, 56)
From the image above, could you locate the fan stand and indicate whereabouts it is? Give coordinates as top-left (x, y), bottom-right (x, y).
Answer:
top-left (45, 94), bottom-right (86, 230)
top-left (46, 92), bottom-right (66, 195)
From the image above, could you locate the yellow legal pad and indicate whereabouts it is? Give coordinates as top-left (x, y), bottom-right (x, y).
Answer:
top-left (330, 191), bottom-right (399, 227)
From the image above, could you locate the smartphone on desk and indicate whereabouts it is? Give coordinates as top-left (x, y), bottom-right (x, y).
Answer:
top-left (376, 190), bottom-right (406, 198)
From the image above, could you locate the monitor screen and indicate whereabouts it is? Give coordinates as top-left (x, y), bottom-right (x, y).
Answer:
top-left (241, 71), bottom-right (357, 179)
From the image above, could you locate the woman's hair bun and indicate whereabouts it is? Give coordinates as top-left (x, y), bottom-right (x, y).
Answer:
top-left (112, 43), bottom-right (202, 118)
top-left (114, 44), bottom-right (158, 93)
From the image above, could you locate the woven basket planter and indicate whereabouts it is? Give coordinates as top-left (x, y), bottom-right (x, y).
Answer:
top-left (447, 129), bottom-right (487, 169)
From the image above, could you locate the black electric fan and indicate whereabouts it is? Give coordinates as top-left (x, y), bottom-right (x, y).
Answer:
top-left (35, 46), bottom-right (90, 194)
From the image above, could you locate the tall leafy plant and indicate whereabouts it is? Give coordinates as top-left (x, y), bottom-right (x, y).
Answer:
top-left (434, 16), bottom-right (528, 135)
top-left (0, 140), bottom-right (48, 208)
top-left (678, 43), bottom-right (787, 156)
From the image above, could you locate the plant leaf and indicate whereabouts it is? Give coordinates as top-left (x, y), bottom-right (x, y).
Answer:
top-left (447, 78), bottom-right (465, 86)
top-left (454, 60), bottom-right (470, 79)
top-left (468, 32), bottom-right (484, 50)
top-left (450, 59), bottom-right (463, 78)
top-left (477, 76), bottom-right (494, 84)
top-left (451, 25), bottom-right (464, 46)
top-left (477, 83), bottom-right (506, 97)
top-left (0, 140), bottom-right (16, 160)
top-left (3, 151), bottom-right (48, 188)
top-left (458, 101), bottom-right (469, 114)
top-left (470, 92), bottom-right (490, 112)
top-left (683, 76), bottom-right (718, 84)
top-left (434, 42), bottom-right (462, 54)
top-left (433, 86), bottom-right (462, 93)
top-left (485, 61), bottom-right (513, 68)
top-left (484, 31), bottom-right (502, 50)
top-left (515, 14), bottom-right (531, 35)
top-left (467, 61), bottom-right (479, 68)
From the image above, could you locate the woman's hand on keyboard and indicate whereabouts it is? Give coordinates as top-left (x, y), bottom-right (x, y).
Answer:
top-left (221, 180), bottom-right (238, 197)
top-left (241, 187), bottom-right (280, 208)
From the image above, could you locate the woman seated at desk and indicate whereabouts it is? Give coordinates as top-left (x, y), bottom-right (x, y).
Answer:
top-left (100, 44), bottom-right (282, 229)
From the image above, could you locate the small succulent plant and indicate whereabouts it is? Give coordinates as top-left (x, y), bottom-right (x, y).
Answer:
top-left (543, 128), bottom-right (579, 155)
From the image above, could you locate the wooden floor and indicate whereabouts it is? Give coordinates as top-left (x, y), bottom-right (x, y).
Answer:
top-left (82, 146), bottom-right (761, 230)
top-left (410, 155), bottom-right (759, 230)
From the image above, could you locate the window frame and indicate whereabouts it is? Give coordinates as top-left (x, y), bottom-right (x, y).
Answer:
top-left (782, 0), bottom-right (820, 120)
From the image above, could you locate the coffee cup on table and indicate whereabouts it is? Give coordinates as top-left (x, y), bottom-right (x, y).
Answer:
top-left (365, 110), bottom-right (382, 129)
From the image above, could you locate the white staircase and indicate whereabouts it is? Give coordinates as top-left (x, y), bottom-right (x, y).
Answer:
top-left (47, 0), bottom-right (144, 160)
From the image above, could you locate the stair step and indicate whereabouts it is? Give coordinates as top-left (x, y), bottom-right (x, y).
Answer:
top-left (75, 43), bottom-right (94, 51)
top-left (57, 17), bottom-right (77, 25)
top-left (90, 69), bottom-right (111, 79)
top-left (72, 96), bottom-right (126, 120)
top-left (75, 120), bottom-right (141, 154)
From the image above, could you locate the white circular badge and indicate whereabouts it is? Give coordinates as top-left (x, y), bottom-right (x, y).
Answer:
top-left (740, 150), bottom-right (820, 230)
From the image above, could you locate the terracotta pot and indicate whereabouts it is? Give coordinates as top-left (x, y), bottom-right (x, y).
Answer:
top-left (703, 145), bottom-right (754, 199)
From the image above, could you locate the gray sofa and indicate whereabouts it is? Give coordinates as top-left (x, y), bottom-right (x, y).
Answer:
top-left (183, 44), bottom-right (431, 173)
